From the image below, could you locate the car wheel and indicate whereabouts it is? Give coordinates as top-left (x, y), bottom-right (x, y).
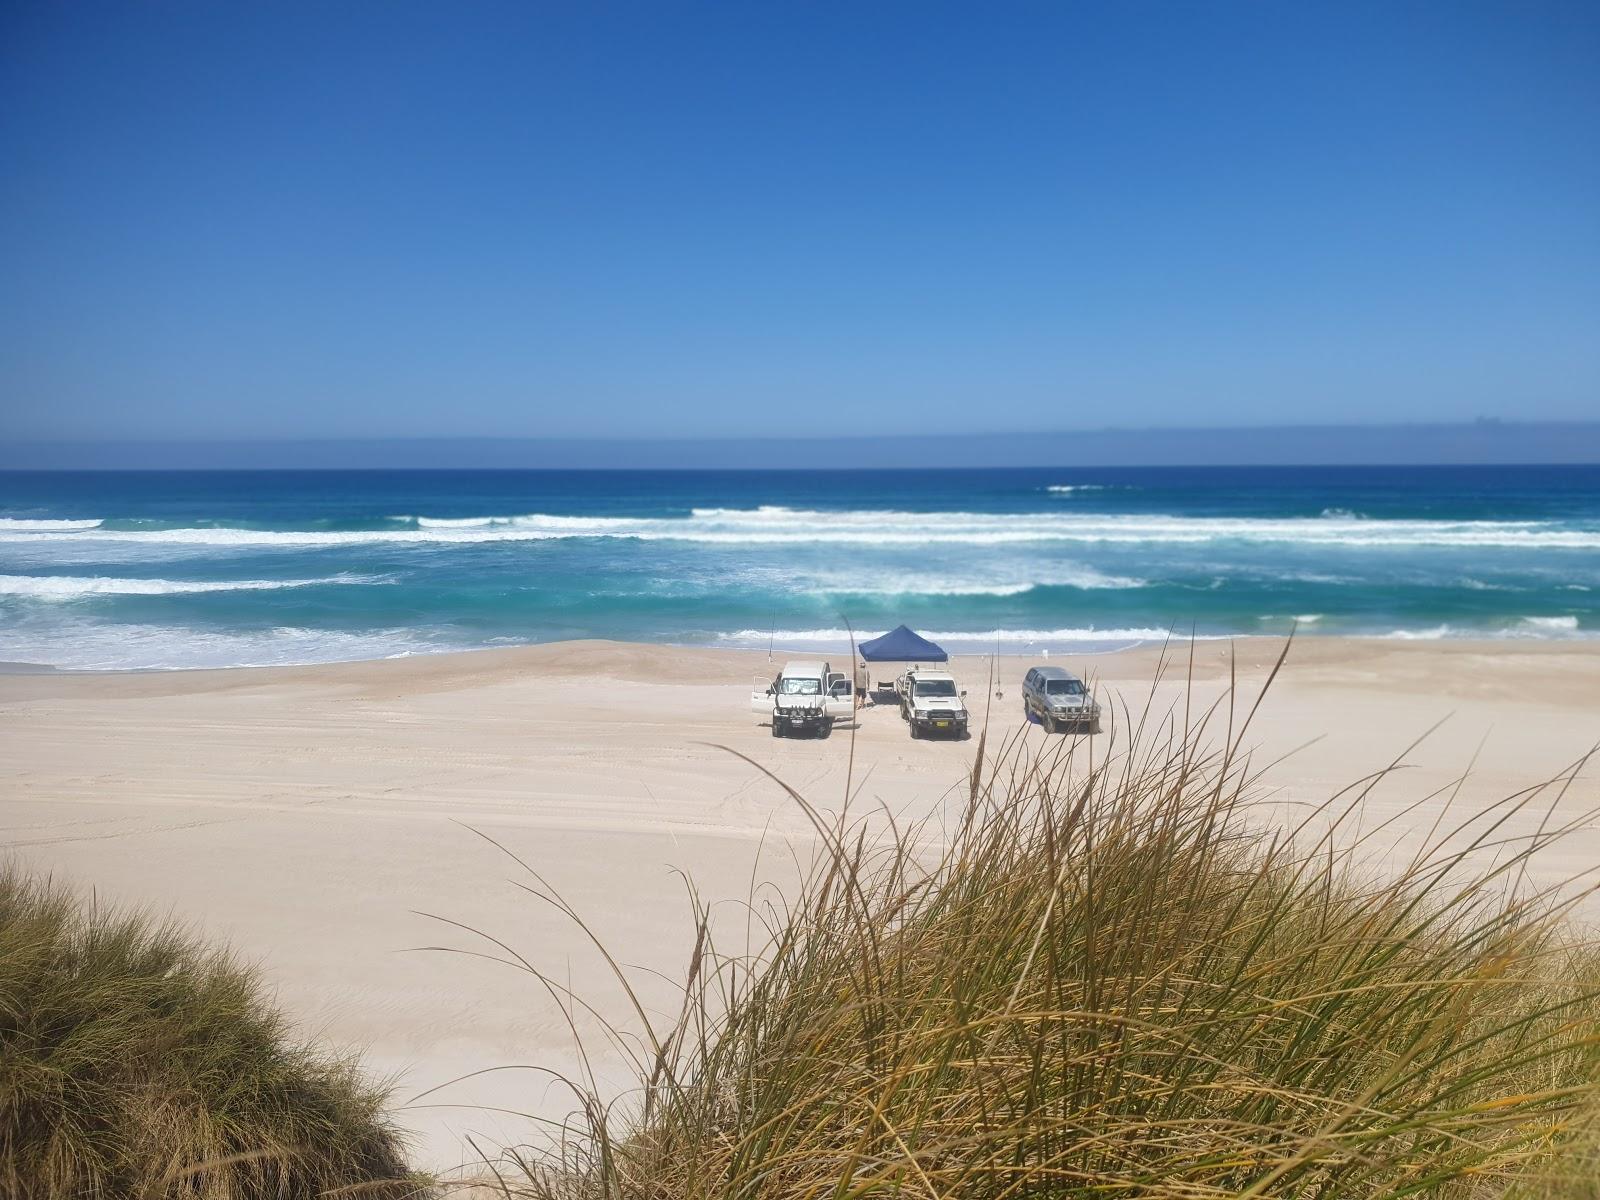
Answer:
top-left (819, 722), bottom-right (832, 739)
top-left (909, 722), bottom-right (920, 740)
top-left (1043, 711), bottom-right (1057, 734)
top-left (771, 722), bottom-right (782, 738)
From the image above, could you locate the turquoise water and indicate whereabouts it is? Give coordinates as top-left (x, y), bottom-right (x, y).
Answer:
top-left (1, 466), bottom-right (1597, 670)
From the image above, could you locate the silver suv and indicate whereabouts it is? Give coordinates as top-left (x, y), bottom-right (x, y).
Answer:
top-left (1022, 665), bottom-right (1101, 734)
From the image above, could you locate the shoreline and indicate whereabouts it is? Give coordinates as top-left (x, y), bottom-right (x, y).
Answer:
top-left (4, 634), bottom-right (1599, 1172)
top-left (4, 627), bottom-right (1600, 681)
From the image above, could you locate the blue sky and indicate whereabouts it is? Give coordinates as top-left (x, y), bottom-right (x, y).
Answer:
top-left (2, 1), bottom-right (1596, 443)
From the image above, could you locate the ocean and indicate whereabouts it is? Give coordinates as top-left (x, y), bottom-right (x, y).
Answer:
top-left (1, 465), bottom-right (1597, 670)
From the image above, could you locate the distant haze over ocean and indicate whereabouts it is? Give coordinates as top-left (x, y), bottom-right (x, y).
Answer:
top-left (4, 421), bottom-right (1599, 471)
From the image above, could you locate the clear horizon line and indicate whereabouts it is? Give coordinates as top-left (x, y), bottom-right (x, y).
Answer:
top-left (7, 415), bottom-right (1597, 447)
top-left (4, 419), bottom-right (1599, 470)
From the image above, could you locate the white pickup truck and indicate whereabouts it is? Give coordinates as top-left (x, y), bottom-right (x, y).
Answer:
top-left (896, 668), bottom-right (970, 740)
top-left (752, 660), bottom-right (854, 738)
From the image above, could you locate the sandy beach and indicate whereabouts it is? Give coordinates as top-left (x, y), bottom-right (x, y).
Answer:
top-left (3, 636), bottom-right (1598, 1173)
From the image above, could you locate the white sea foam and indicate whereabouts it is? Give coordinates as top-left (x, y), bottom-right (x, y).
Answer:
top-left (411, 513), bottom-right (642, 530)
top-left (0, 573), bottom-right (383, 599)
top-left (7, 507), bottom-right (1598, 549)
top-left (412, 516), bottom-right (500, 529)
top-left (1276, 571), bottom-right (1358, 586)
top-left (0, 619), bottom-right (441, 671)
top-left (745, 618), bottom-right (1589, 646)
top-left (835, 579), bottom-right (1038, 597)
top-left (1520, 615), bottom-right (1580, 632)
top-left (1380, 618), bottom-right (1589, 640)
top-left (1045, 485), bottom-right (1110, 494)
top-left (804, 564), bottom-right (1147, 596)
top-left (688, 505), bottom-right (803, 519)
top-left (718, 626), bottom-right (1199, 647)
top-left (0, 517), bottom-right (104, 531)
top-left (1381, 625), bottom-right (1455, 640)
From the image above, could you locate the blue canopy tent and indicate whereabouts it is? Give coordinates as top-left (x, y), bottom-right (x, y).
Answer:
top-left (857, 624), bottom-right (948, 664)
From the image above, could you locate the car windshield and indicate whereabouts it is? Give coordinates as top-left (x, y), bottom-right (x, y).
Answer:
top-left (914, 679), bottom-right (958, 698)
top-left (780, 677), bottom-right (821, 695)
top-left (1046, 678), bottom-right (1085, 696)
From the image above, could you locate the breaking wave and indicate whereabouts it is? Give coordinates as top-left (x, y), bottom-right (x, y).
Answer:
top-left (0, 573), bottom-right (384, 599)
top-left (803, 564), bottom-right (1147, 596)
top-left (1520, 615), bottom-right (1581, 632)
top-left (718, 626), bottom-right (1202, 647)
top-left (1382, 617), bottom-right (1586, 640)
top-left (0, 517), bottom-right (104, 531)
top-left (4, 506), bottom-right (1597, 549)
top-left (0, 619), bottom-right (441, 671)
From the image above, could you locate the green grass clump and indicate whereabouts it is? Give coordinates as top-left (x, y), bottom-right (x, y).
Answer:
top-left (475, 662), bottom-right (1600, 1197)
top-left (0, 867), bottom-right (424, 1199)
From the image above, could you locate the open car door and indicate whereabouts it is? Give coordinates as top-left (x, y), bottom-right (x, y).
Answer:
top-left (751, 674), bottom-right (777, 714)
top-left (824, 671), bottom-right (854, 720)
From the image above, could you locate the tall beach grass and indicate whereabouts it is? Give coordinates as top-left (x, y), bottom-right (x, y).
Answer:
top-left (457, 648), bottom-right (1600, 1197)
top-left (0, 867), bottom-right (425, 1199)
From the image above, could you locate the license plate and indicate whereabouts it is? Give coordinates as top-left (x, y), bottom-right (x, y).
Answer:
top-left (935, 720), bottom-right (950, 728)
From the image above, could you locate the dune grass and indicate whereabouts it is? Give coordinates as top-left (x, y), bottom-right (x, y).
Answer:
top-left (0, 867), bottom-right (426, 1199)
top-left (460, 651), bottom-right (1600, 1197)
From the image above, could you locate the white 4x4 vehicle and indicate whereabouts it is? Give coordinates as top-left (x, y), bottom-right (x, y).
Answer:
top-left (752, 660), bottom-right (853, 738)
top-left (896, 669), bottom-right (969, 740)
